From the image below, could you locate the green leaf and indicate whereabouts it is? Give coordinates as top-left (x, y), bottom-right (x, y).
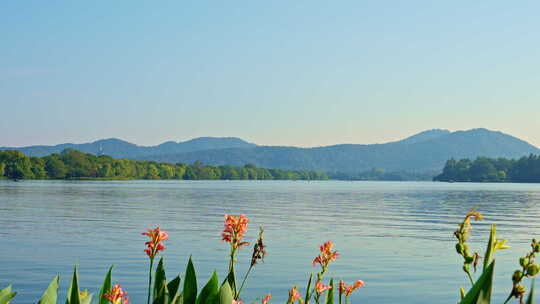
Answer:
top-left (183, 257), bottom-right (198, 304)
top-left (197, 272), bottom-right (219, 304)
top-left (325, 278), bottom-right (334, 304)
top-left (226, 265), bottom-right (236, 300)
top-left (98, 266), bottom-right (113, 304)
top-left (304, 273), bottom-right (313, 304)
top-left (218, 282), bottom-right (233, 304)
top-left (526, 279), bottom-right (536, 304)
top-left (483, 225), bottom-right (496, 271)
top-left (154, 257), bottom-right (167, 301)
top-left (172, 292), bottom-right (183, 304)
top-left (152, 282), bottom-right (169, 304)
top-left (0, 285), bottom-right (17, 304)
top-left (66, 267), bottom-right (81, 304)
top-left (38, 275), bottom-right (60, 304)
top-left (168, 276), bottom-right (182, 301)
top-left (459, 261), bottom-right (495, 304)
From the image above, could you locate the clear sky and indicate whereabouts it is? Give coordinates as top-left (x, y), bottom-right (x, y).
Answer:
top-left (1, 1), bottom-right (539, 148)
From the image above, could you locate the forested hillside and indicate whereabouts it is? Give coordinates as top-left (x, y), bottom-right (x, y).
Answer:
top-left (141, 129), bottom-right (540, 173)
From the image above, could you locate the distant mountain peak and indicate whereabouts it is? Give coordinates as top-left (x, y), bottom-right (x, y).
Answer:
top-left (396, 129), bottom-right (451, 145)
top-left (92, 138), bottom-right (133, 145)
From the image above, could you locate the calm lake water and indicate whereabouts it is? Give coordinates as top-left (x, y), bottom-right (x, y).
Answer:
top-left (1, 180), bottom-right (540, 303)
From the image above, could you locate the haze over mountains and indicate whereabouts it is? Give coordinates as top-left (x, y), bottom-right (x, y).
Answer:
top-left (2, 128), bottom-right (539, 174)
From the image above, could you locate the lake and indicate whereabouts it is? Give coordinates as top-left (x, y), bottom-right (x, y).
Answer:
top-left (1, 180), bottom-right (540, 303)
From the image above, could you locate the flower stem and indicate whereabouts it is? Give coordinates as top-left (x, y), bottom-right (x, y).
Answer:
top-left (147, 257), bottom-right (154, 304)
top-left (237, 265), bottom-right (253, 299)
top-left (466, 270), bottom-right (474, 286)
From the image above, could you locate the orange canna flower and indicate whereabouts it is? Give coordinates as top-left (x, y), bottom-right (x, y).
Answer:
top-left (315, 280), bottom-right (332, 294)
top-left (288, 286), bottom-right (301, 303)
top-left (222, 214), bottom-right (250, 250)
top-left (103, 284), bottom-right (129, 304)
top-left (339, 280), bottom-right (364, 297)
top-left (262, 293), bottom-right (272, 304)
top-left (142, 226), bottom-right (168, 259)
top-left (312, 241), bottom-right (340, 269)
top-left (232, 300), bottom-right (244, 304)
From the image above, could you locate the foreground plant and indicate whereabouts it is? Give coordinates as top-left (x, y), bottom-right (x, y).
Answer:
top-left (288, 240), bottom-right (365, 304)
top-left (454, 209), bottom-right (484, 285)
top-left (142, 226), bottom-right (168, 304)
top-left (454, 210), bottom-right (539, 304)
top-left (503, 239), bottom-right (540, 304)
top-left (339, 280), bottom-right (365, 304)
top-left (221, 214), bottom-right (250, 300)
top-left (103, 284), bottom-right (129, 304)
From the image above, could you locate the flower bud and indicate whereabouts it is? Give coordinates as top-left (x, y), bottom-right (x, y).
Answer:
top-left (456, 243), bottom-right (464, 255)
top-left (464, 256), bottom-right (474, 264)
top-left (520, 257), bottom-right (529, 267)
top-left (462, 244), bottom-right (470, 256)
top-left (526, 264), bottom-right (540, 277)
top-left (535, 244), bottom-right (540, 253)
top-left (513, 270), bottom-right (522, 283)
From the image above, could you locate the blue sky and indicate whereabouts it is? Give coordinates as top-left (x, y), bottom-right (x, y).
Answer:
top-left (1, 1), bottom-right (539, 147)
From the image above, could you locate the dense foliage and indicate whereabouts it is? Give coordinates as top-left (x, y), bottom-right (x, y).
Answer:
top-left (0, 149), bottom-right (328, 181)
top-left (433, 154), bottom-right (540, 183)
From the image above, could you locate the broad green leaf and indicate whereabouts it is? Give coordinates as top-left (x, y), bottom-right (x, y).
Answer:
top-left (325, 278), bottom-right (334, 304)
top-left (153, 281), bottom-right (169, 304)
top-left (38, 275), bottom-right (60, 304)
top-left (196, 272), bottom-right (219, 304)
top-left (526, 279), bottom-right (536, 304)
top-left (183, 257), bottom-right (198, 304)
top-left (0, 285), bottom-right (17, 304)
top-left (168, 276), bottom-right (182, 301)
top-left (66, 267), bottom-right (81, 304)
top-left (154, 258), bottom-right (167, 301)
top-left (483, 225), bottom-right (509, 271)
top-left (218, 282), bottom-right (233, 304)
top-left (98, 266), bottom-right (113, 304)
top-left (172, 292), bottom-right (183, 304)
top-left (459, 261), bottom-right (495, 304)
top-left (483, 225), bottom-right (496, 271)
top-left (226, 264), bottom-right (236, 299)
top-left (304, 273), bottom-right (313, 304)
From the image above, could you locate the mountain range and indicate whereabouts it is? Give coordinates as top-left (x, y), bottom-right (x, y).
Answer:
top-left (2, 128), bottom-right (539, 174)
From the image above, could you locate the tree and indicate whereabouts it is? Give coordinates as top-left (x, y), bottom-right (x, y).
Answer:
top-left (30, 157), bottom-right (47, 179)
top-left (44, 155), bottom-right (67, 179)
top-left (0, 150), bottom-right (34, 179)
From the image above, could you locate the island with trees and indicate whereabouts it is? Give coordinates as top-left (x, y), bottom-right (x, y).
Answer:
top-left (433, 154), bottom-right (540, 183)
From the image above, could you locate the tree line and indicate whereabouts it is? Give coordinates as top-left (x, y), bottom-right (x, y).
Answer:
top-left (0, 149), bottom-right (329, 181)
top-left (433, 154), bottom-right (540, 182)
